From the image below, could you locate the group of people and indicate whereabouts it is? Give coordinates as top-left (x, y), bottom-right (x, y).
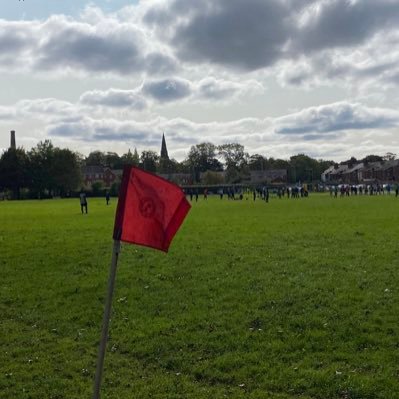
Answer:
top-left (185, 186), bottom-right (310, 203)
top-left (329, 183), bottom-right (399, 197)
top-left (78, 181), bottom-right (398, 214)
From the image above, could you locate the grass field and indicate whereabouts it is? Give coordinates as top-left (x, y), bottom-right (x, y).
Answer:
top-left (1, 194), bottom-right (399, 398)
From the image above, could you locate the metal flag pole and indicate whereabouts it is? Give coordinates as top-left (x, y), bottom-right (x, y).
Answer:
top-left (92, 239), bottom-right (121, 399)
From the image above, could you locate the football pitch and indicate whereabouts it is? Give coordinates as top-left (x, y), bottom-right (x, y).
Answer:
top-left (1, 194), bottom-right (399, 398)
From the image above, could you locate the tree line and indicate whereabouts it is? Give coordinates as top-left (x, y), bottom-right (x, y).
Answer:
top-left (2, 139), bottom-right (391, 199)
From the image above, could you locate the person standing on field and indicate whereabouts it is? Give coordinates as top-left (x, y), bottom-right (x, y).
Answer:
top-left (105, 191), bottom-right (110, 205)
top-left (80, 191), bottom-right (88, 214)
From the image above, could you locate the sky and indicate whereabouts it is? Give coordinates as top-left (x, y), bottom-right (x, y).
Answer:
top-left (1, 0), bottom-right (399, 162)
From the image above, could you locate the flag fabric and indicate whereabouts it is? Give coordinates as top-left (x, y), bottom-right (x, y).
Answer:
top-left (113, 166), bottom-right (191, 252)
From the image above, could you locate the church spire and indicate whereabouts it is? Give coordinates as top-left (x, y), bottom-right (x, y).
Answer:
top-left (160, 132), bottom-right (169, 160)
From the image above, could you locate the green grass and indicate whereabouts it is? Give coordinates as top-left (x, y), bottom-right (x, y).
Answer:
top-left (1, 194), bottom-right (399, 398)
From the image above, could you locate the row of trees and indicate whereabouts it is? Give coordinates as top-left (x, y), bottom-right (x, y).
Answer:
top-left (84, 143), bottom-right (335, 185)
top-left (2, 138), bottom-right (394, 199)
top-left (0, 140), bottom-right (81, 199)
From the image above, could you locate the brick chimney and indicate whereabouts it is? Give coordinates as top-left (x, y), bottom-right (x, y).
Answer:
top-left (10, 130), bottom-right (16, 149)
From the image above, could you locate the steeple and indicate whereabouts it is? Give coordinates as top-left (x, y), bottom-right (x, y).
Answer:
top-left (160, 133), bottom-right (169, 160)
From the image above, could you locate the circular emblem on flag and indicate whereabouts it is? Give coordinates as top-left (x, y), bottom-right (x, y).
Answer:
top-left (139, 196), bottom-right (156, 218)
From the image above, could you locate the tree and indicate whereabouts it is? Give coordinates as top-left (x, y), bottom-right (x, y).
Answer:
top-left (383, 152), bottom-right (396, 161)
top-left (121, 148), bottom-right (139, 166)
top-left (159, 158), bottom-right (182, 174)
top-left (248, 154), bottom-right (267, 171)
top-left (91, 181), bottom-right (104, 196)
top-left (0, 147), bottom-right (28, 199)
top-left (289, 154), bottom-right (321, 183)
top-left (104, 152), bottom-right (122, 169)
top-left (218, 143), bottom-right (247, 168)
top-left (269, 158), bottom-right (289, 170)
top-left (362, 154), bottom-right (383, 163)
top-left (218, 143), bottom-right (248, 183)
top-left (185, 143), bottom-right (222, 174)
top-left (86, 151), bottom-right (106, 166)
top-left (51, 148), bottom-right (82, 195)
top-left (27, 140), bottom-right (56, 198)
top-left (140, 150), bottom-right (159, 172)
top-left (201, 170), bottom-right (225, 185)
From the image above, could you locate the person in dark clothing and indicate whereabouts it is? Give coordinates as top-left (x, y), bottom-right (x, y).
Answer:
top-left (105, 191), bottom-right (110, 205)
top-left (80, 191), bottom-right (88, 214)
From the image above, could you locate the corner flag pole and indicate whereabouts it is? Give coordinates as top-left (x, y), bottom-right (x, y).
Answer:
top-left (92, 239), bottom-right (121, 399)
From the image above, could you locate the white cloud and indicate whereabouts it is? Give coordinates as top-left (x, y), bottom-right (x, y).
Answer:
top-left (195, 77), bottom-right (264, 100)
top-left (19, 99), bottom-right (392, 161)
top-left (142, 78), bottom-right (192, 102)
top-left (77, 77), bottom-right (264, 107)
top-left (275, 102), bottom-right (399, 135)
top-left (1, 1), bottom-right (399, 162)
top-left (79, 88), bottom-right (147, 109)
top-left (0, 105), bottom-right (16, 120)
top-left (0, 10), bottom-right (177, 77)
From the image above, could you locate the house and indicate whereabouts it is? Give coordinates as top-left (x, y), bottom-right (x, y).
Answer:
top-left (322, 159), bottom-right (399, 184)
top-left (375, 159), bottom-right (399, 181)
top-left (326, 164), bottom-right (349, 183)
top-left (82, 166), bottom-right (122, 188)
top-left (342, 163), bottom-right (364, 184)
top-left (321, 165), bottom-right (336, 182)
top-left (362, 162), bottom-right (383, 181)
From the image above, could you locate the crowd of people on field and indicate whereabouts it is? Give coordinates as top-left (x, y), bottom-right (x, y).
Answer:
top-left (184, 182), bottom-right (399, 203)
top-left (328, 183), bottom-right (399, 197)
top-left (75, 181), bottom-right (398, 214)
top-left (185, 185), bottom-right (310, 203)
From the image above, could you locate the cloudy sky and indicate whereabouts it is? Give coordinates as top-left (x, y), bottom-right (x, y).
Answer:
top-left (1, 0), bottom-right (399, 161)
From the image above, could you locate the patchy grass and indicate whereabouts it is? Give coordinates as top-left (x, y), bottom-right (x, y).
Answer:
top-left (1, 193), bottom-right (399, 398)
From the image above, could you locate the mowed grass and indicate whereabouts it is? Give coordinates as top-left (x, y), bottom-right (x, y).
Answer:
top-left (1, 193), bottom-right (399, 399)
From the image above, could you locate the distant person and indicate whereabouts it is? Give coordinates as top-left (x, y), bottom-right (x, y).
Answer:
top-left (204, 188), bottom-right (208, 200)
top-left (195, 189), bottom-right (198, 202)
top-left (80, 191), bottom-right (88, 214)
top-left (105, 191), bottom-right (110, 205)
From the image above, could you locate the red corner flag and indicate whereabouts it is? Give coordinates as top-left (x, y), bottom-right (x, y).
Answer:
top-left (113, 166), bottom-right (191, 252)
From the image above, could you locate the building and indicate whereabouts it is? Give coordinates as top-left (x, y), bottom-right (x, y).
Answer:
top-left (82, 165), bottom-right (122, 189)
top-left (10, 130), bottom-right (16, 149)
top-left (362, 162), bottom-right (383, 181)
top-left (322, 159), bottom-right (399, 184)
top-left (160, 133), bottom-right (169, 160)
top-left (325, 164), bottom-right (349, 183)
top-left (341, 163), bottom-right (364, 184)
top-left (374, 159), bottom-right (399, 182)
top-left (321, 165), bottom-right (336, 182)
